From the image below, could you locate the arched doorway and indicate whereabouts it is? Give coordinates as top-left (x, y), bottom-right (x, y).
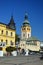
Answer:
top-left (21, 49), bottom-right (25, 55)
top-left (0, 47), bottom-right (3, 50)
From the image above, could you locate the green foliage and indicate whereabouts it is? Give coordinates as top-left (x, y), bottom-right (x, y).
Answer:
top-left (18, 47), bottom-right (21, 50)
top-left (15, 34), bottom-right (20, 42)
top-left (41, 47), bottom-right (43, 51)
top-left (6, 46), bottom-right (17, 52)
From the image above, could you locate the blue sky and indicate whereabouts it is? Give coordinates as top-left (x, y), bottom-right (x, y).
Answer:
top-left (0, 0), bottom-right (43, 41)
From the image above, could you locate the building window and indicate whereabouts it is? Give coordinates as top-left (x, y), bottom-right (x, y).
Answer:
top-left (21, 44), bottom-right (22, 46)
top-left (10, 41), bottom-right (13, 45)
top-left (28, 34), bottom-right (29, 38)
top-left (6, 40), bottom-right (8, 45)
top-left (0, 39), bottom-right (3, 46)
top-left (0, 47), bottom-right (2, 50)
top-left (23, 44), bottom-right (24, 46)
top-left (27, 28), bottom-right (28, 30)
top-left (1, 30), bottom-right (3, 34)
top-left (24, 28), bottom-right (25, 30)
top-left (11, 32), bottom-right (13, 36)
top-left (22, 28), bottom-right (25, 30)
top-left (23, 34), bottom-right (25, 37)
top-left (27, 28), bottom-right (30, 31)
top-left (3, 43), bottom-right (5, 46)
top-left (6, 31), bottom-right (8, 35)
top-left (0, 44), bottom-right (2, 46)
top-left (1, 39), bottom-right (3, 42)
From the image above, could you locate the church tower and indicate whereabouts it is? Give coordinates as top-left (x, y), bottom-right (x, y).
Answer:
top-left (8, 15), bottom-right (16, 30)
top-left (21, 13), bottom-right (31, 40)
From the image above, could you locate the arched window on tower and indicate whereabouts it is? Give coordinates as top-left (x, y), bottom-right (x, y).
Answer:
top-left (23, 33), bottom-right (25, 37)
top-left (27, 28), bottom-right (30, 31)
top-left (28, 34), bottom-right (29, 38)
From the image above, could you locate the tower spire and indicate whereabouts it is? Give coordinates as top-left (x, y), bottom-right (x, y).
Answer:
top-left (8, 14), bottom-right (16, 30)
top-left (23, 12), bottom-right (30, 26)
top-left (25, 12), bottom-right (28, 20)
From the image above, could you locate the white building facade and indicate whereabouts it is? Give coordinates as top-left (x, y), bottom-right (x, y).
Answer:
top-left (19, 13), bottom-right (40, 52)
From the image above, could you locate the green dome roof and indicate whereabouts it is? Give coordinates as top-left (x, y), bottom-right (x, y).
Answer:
top-left (23, 20), bottom-right (30, 24)
top-left (23, 22), bottom-right (30, 27)
top-left (27, 37), bottom-right (39, 41)
top-left (22, 13), bottom-right (30, 27)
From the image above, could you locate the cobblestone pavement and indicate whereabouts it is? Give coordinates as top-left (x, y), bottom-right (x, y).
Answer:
top-left (0, 55), bottom-right (43, 65)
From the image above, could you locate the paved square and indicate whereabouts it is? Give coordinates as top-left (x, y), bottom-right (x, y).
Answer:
top-left (0, 55), bottom-right (43, 65)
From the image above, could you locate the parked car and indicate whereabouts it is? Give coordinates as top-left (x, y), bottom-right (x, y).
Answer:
top-left (40, 54), bottom-right (43, 60)
top-left (29, 52), bottom-right (36, 55)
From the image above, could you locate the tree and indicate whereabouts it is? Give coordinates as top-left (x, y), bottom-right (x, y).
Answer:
top-left (40, 47), bottom-right (43, 51)
top-left (15, 34), bottom-right (20, 43)
top-left (6, 46), bottom-right (17, 55)
top-left (18, 47), bottom-right (21, 50)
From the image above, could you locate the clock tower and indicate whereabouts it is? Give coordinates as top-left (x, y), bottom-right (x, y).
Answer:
top-left (21, 13), bottom-right (31, 40)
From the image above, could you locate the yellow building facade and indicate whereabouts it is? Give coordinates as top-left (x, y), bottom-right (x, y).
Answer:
top-left (0, 16), bottom-right (16, 53)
